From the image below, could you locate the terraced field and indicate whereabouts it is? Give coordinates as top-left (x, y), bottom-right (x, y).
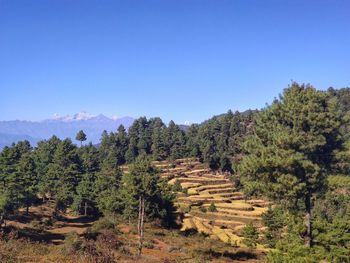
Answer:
top-left (123, 158), bottom-right (271, 247)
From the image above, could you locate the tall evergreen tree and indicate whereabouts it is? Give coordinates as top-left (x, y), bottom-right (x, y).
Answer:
top-left (115, 125), bottom-right (128, 165)
top-left (76, 130), bottom-right (87, 147)
top-left (18, 153), bottom-right (38, 214)
top-left (119, 155), bottom-right (175, 255)
top-left (45, 139), bottom-right (82, 211)
top-left (238, 83), bottom-right (343, 247)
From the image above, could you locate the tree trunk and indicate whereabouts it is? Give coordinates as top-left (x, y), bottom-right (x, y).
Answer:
top-left (0, 214), bottom-right (4, 230)
top-left (304, 194), bottom-right (312, 247)
top-left (138, 196), bottom-right (145, 256)
top-left (84, 201), bottom-right (87, 216)
top-left (26, 196), bottom-right (29, 215)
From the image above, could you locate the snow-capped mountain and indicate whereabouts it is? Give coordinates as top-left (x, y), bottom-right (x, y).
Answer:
top-left (0, 112), bottom-right (135, 148)
top-left (49, 111), bottom-right (100, 122)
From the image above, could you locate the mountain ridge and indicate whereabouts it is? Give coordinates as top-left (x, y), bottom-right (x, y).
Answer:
top-left (0, 112), bottom-right (135, 148)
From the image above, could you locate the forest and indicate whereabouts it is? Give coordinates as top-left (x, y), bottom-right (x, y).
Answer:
top-left (0, 83), bottom-right (349, 262)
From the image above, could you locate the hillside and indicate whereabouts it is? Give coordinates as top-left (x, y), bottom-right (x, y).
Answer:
top-left (3, 158), bottom-right (268, 262)
top-left (122, 158), bottom-right (270, 247)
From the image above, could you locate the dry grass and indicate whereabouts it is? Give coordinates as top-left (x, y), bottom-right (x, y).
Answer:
top-left (203, 202), bottom-right (254, 211)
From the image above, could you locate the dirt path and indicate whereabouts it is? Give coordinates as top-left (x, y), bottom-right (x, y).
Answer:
top-left (7, 205), bottom-right (96, 244)
top-left (47, 215), bottom-right (94, 244)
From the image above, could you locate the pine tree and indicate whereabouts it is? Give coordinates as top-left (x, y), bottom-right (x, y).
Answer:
top-left (238, 83), bottom-right (343, 247)
top-left (47, 139), bottom-right (82, 211)
top-left (73, 173), bottom-right (96, 216)
top-left (18, 153), bottom-right (38, 214)
top-left (150, 118), bottom-right (167, 160)
top-left (33, 136), bottom-right (61, 200)
top-left (73, 143), bottom-right (100, 216)
top-left (166, 121), bottom-right (187, 160)
top-left (119, 155), bottom-right (175, 255)
top-left (242, 222), bottom-right (259, 249)
top-left (186, 124), bottom-right (201, 158)
top-left (76, 130), bottom-right (87, 147)
top-left (94, 155), bottom-right (123, 214)
top-left (115, 125), bottom-right (128, 165)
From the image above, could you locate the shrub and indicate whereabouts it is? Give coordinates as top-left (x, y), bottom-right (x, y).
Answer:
top-left (62, 232), bottom-right (83, 255)
top-left (199, 206), bottom-right (207, 213)
top-left (96, 229), bottom-right (121, 250)
top-left (180, 205), bottom-right (191, 214)
top-left (81, 240), bottom-right (116, 263)
top-left (143, 239), bottom-right (155, 249)
top-left (208, 202), bottom-right (217, 212)
top-left (242, 222), bottom-right (259, 249)
top-left (30, 220), bottom-right (46, 232)
top-left (172, 180), bottom-right (183, 192)
top-left (91, 217), bottom-right (116, 233)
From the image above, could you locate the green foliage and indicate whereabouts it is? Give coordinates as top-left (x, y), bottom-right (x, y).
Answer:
top-left (94, 163), bottom-right (123, 214)
top-left (239, 84), bottom-right (343, 209)
top-left (119, 155), bottom-right (175, 225)
top-left (261, 206), bottom-right (286, 247)
top-left (241, 222), bottom-right (259, 249)
top-left (328, 174), bottom-right (350, 190)
top-left (207, 202), bottom-right (217, 212)
top-left (172, 179), bottom-right (183, 192)
top-left (264, 188), bottom-right (350, 262)
top-left (17, 153), bottom-right (38, 213)
top-left (46, 139), bottom-right (82, 210)
top-left (199, 206), bottom-right (207, 213)
top-left (75, 130), bottom-right (87, 146)
top-left (238, 83), bottom-right (344, 250)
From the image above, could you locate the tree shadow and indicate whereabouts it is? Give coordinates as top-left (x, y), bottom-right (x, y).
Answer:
top-left (7, 211), bottom-right (45, 224)
top-left (202, 248), bottom-right (257, 260)
top-left (61, 216), bottom-right (97, 224)
top-left (9, 226), bottom-right (66, 243)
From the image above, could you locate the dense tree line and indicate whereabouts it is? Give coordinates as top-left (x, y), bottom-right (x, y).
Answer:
top-left (97, 111), bottom-right (254, 170)
top-left (0, 109), bottom-right (253, 225)
top-left (0, 138), bottom-right (175, 228)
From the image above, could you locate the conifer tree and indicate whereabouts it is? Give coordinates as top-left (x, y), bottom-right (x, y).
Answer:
top-left (239, 83), bottom-right (343, 247)
top-left (76, 130), bottom-right (87, 147)
top-left (18, 153), bottom-right (38, 214)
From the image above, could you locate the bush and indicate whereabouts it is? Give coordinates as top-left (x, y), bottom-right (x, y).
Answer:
top-left (242, 222), bottom-right (259, 249)
top-left (208, 202), bottom-right (217, 212)
top-left (143, 239), bottom-right (155, 249)
top-left (182, 205), bottom-right (191, 214)
top-left (172, 180), bottom-right (183, 192)
top-left (91, 217), bottom-right (116, 233)
top-left (96, 229), bottom-right (121, 250)
top-left (199, 206), bottom-right (207, 213)
top-left (81, 240), bottom-right (116, 263)
top-left (62, 232), bottom-right (83, 255)
top-left (30, 220), bottom-right (46, 232)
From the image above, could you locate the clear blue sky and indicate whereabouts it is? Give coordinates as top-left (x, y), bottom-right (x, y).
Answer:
top-left (1, 0), bottom-right (349, 124)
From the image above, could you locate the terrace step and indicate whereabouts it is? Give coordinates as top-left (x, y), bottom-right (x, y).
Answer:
top-left (173, 178), bottom-right (230, 185)
top-left (195, 184), bottom-right (234, 192)
top-left (213, 207), bottom-right (267, 217)
top-left (203, 202), bottom-right (254, 211)
top-left (246, 199), bottom-right (273, 207)
top-left (177, 196), bottom-right (232, 205)
top-left (205, 188), bottom-right (235, 195)
top-left (190, 215), bottom-right (245, 229)
top-left (190, 211), bottom-right (262, 225)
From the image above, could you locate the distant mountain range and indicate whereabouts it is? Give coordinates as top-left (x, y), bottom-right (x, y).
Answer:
top-left (0, 112), bottom-right (135, 148)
